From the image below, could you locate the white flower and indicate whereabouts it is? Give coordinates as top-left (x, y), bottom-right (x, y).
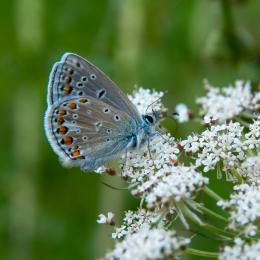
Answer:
top-left (219, 238), bottom-right (260, 260)
top-left (128, 87), bottom-right (166, 114)
top-left (181, 122), bottom-right (247, 173)
top-left (197, 80), bottom-right (255, 122)
top-left (237, 154), bottom-right (260, 183)
top-left (105, 227), bottom-right (190, 260)
top-left (217, 182), bottom-right (260, 236)
top-left (245, 117), bottom-right (260, 150)
top-left (112, 208), bottom-right (168, 239)
top-left (251, 89), bottom-right (260, 110)
top-left (175, 103), bottom-right (190, 123)
top-left (97, 212), bottom-right (115, 225)
top-left (123, 135), bottom-right (208, 209)
top-left (203, 115), bottom-right (217, 124)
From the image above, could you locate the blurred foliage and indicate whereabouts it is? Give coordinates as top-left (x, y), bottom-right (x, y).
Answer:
top-left (0, 0), bottom-right (259, 259)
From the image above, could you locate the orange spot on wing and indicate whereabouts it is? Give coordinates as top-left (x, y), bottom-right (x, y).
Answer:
top-left (79, 98), bottom-right (88, 103)
top-left (64, 85), bottom-right (72, 94)
top-left (71, 150), bottom-right (80, 157)
top-left (70, 146), bottom-right (85, 160)
top-left (68, 102), bottom-right (77, 109)
top-left (59, 110), bottom-right (66, 116)
top-left (65, 76), bottom-right (72, 84)
top-left (59, 126), bottom-right (68, 135)
top-left (61, 136), bottom-right (73, 146)
top-left (57, 116), bottom-right (64, 125)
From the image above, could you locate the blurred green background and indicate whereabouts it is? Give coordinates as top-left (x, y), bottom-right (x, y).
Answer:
top-left (0, 0), bottom-right (259, 259)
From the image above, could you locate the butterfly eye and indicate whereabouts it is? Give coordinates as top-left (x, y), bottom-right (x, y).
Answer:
top-left (144, 115), bottom-right (155, 124)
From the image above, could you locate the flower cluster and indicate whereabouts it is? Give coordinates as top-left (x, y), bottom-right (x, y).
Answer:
top-left (122, 135), bottom-right (208, 209)
top-left (217, 182), bottom-right (260, 236)
top-left (111, 208), bottom-right (166, 239)
top-left (128, 87), bottom-right (166, 114)
top-left (197, 80), bottom-right (258, 123)
top-left (97, 84), bottom-right (259, 260)
top-left (174, 103), bottom-right (191, 123)
top-left (105, 227), bottom-right (190, 260)
top-left (180, 122), bottom-right (247, 173)
top-left (245, 116), bottom-right (260, 150)
top-left (219, 238), bottom-right (260, 260)
top-left (237, 154), bottom-right (260, 183)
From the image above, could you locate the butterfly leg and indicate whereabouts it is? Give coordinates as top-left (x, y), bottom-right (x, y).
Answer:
top-left (147, 137), bottom-right (156, 169)
top-left (155, 126), bottom-right (175, 146)
top-left (120, 149), bottom-right (128, 177)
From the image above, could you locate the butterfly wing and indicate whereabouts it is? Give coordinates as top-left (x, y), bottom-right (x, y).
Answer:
top-left (45, 95), bottom-right (138, 171)
top-left (47, 53), bottom-right (140, 120)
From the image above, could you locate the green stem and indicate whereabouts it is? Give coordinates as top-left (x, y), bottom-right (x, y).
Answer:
top-left (230, 168), bottom-right (244, 184)
top-left (220, 0), bottom-right (240, 62)
top-left (234, 116), bottom-right (250, 128)
top-left (178, 201), bottom-right (234, 240)
top-left (194, 202), bottom-right (228, 223)
top-left (240, 111), bottom-right (259, 119)
top-left (203, 186), bottom-right (224, 201)
top-left (186, 248), bottom-right (219, 258)
top-left (203, 223), bottom-right (234, 238)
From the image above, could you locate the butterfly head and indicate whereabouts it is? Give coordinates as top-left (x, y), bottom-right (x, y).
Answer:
top-left (142, 109), bottom-right (168, 126)
top-left (142, 112), bottom-right (157, 126)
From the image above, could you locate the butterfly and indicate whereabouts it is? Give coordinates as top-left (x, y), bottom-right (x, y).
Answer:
top-left (44, 53), bottom-right (160, 172)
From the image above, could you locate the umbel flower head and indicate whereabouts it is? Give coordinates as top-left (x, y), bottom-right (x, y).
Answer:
top-left (197, 80), bottom-right (258, 123)
top-left (111, 208), bottom-right (165, 239)
top-left (180, 122), bottom-right (247, 174)
top-left (98, 83), bottom-right (259, 260)
top-left (218, 182), bottom-right (260, 237)
top-left (105, 227), bottom-right (190, 260)
top-left (219, 238), bottom-right (260, 260)
top-left (122, 89), bottom-right (209, 209)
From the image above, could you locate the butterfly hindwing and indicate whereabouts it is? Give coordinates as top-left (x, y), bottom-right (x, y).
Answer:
top-left (45, 95), bottom-right (138, 171)
top-left (47, 53), bottom-right (140, 120)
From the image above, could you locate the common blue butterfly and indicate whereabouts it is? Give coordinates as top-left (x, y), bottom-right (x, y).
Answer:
top-left (44, 53), bottom-right (160, 172)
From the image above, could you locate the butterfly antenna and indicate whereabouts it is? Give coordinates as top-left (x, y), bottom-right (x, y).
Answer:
top-left (145, 96), bottom-right (162, 114)
top-left (101, 181), bottom-right (128, 191)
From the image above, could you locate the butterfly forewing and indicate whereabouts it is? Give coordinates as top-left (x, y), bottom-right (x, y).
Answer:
top-left (47, 53), bottom-right (140, 120)
top-left (45, 95), bottom-right (137, 168)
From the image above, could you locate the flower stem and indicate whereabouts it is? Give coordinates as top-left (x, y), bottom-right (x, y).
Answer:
top-left (203, 186), bottom-right (224, 201)
top-left (230, 168), bottom-right (244, 184)
top-left (234, 116), bottom-right (250, 127)
top-left (194, 202), bottom-right (228, 223)
top-left (186, 248), bottom-right (219, 258)
top-left (203, 223), bottom-right (234, 238)
top-left (241, 111), bottom-right (259, 119)
top-left (178, 201), bottom-right (234, 239)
